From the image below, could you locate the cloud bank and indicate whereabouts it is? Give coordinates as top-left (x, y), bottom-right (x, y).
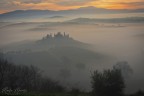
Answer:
top-left (0, 0), bottom-right (144, 13)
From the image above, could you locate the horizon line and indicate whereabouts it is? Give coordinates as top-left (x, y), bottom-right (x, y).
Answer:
top-left (0, 6), bottom-right (144, 14)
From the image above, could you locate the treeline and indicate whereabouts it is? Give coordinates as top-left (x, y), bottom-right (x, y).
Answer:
top-left (0, 53), bottom-right (144, 96)
top-left (0, 53), bottom-right (64, 95)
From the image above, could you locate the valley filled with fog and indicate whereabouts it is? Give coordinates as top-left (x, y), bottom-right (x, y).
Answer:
top-left (0, 12), bottom-right (144, 93)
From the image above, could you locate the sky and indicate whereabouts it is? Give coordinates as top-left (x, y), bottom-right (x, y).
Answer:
top-left (0, 0), bottom-right (144, 14)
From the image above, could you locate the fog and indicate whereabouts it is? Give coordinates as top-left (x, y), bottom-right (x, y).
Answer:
top-left (0, 13), bottom-right (144, 93)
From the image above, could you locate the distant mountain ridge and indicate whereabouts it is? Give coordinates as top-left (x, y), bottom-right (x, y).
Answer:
top-left (1, 6), bottom-right (144, 15)
top-left (67, 17), bottom-right (144, 23)
top-left (0, 10), bottom-right (56, 20)
top-left (0, 6), bottom-right (144, 21)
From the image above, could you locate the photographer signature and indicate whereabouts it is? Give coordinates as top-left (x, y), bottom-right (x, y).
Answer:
top-left (1, 87), bottom-right (27, 95)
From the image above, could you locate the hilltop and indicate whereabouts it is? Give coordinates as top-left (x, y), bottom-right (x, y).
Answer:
top-left (4, 32), bottom-right (107, 90)
top-left (37, 32), bottom-right (88, 47)
top-left (2, 32), bottom-right (91, 52)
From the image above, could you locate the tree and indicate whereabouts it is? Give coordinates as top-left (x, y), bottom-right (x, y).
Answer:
top-left (113, 61), bottom-right (133, 78)
top-left (0, 53), bottom-right (65, 94)
top-left (91, 68), bottom-right (125, 96)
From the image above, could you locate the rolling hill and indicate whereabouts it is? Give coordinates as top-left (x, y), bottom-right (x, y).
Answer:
top-left (0, 6), bottom-right (144, 21)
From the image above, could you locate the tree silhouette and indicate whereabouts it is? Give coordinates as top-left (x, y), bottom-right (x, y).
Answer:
top-left (91, 68), bottom-right (125, 96)
top-left (113, 61), bottom-right (133, 78)
top-left (0, 53), bottom-right (65, 94)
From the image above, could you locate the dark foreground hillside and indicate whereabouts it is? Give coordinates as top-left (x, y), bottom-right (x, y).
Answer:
top-left (1, 54), bottom-right (144, 96)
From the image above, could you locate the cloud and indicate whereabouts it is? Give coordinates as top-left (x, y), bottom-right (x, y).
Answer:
top-left (55, 0), bottom-right (95, 6)
top-left (118, 2), bottom-right (144, 8)
top-left (105, 1), bottom-right (144, 9)
top-left (15, 0), bottom-right (95, 6)
top-left (89, 0), bottom-right (144, 9)
top-left (18, 0), bottom-right (42, 4)
top-left (13, 0), bottom-right (93, 5)
top-left (0, 0), bottom-right (19, 11)
top-left (0, 0), bottom-right (144, 13)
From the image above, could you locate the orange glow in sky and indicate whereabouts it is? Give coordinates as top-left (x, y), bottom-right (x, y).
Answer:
top-left (0, 0), bottom-right (144, 14)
